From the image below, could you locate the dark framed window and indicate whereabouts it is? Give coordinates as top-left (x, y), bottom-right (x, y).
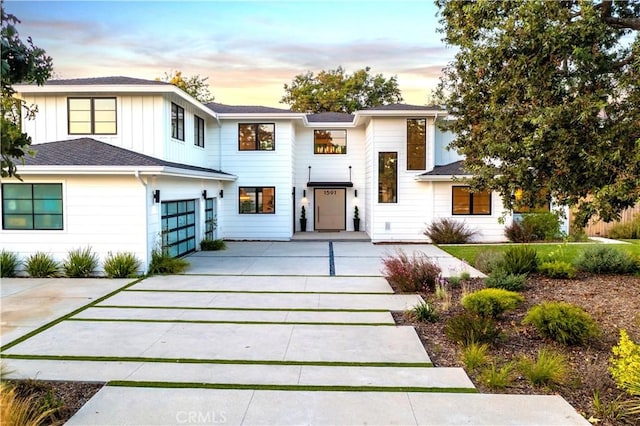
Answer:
top-left (171, 103), bottom-right (185, 140)
top-left (2, 183), bottom-right (63, 230)
top-left (452, 186), bottom-right (491, 215)
top-left (68, 97), bottom-right (116, 135)
top-left (204, 198), bottom-right (216, 240)
top-left (194, 115), bottom-right (205, 147)
top-left (239, 187), bottom-right (275, 214)
top-left (238, 123), bottom-right (275, 151)
top-left (378, 152), bottom-right (397, 203)
top-left (314, 129), bottom-right (347, 154)
top-left (407, 118), bottom-right (426, 170)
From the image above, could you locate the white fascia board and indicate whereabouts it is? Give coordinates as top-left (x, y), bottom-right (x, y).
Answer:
top-left (414, 174), bottom-right (472, 182)
top-left (353, 109), bottom-right (448, 126)
top-left (14, 165), bottom-right (237, 181)
top-left (216, 113), bottom-right (307, 121)
top-left (306, 122), bottom-right (357, 128)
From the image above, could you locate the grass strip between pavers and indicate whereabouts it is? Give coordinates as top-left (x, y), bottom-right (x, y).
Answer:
top-left (65, 318), bottom-right (395, 326)
top-left (0, 278), bottom-right (145, 353)
top-left (107, 380), bottom-right (477, 393)
top-left (0, 354), bottom-right (433, 368)
top-left (123, 289), bottom-right (393, 295)
top-left (93, 305), bottom-right (390, 312)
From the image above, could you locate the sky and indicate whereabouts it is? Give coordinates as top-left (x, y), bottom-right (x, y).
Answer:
top-left (5, 0), bottom-right (456, 107)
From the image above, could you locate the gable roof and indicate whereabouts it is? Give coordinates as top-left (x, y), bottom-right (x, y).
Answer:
top-left (43, 76), bottom-right (170, 86)
top-left (206, 102), bottom-right (292, 114)
top-left (415, 161), bottom-right (469, 182)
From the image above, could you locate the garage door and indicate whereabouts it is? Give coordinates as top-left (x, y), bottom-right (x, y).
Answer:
top-left (161, 199), bottom-right (196, 257)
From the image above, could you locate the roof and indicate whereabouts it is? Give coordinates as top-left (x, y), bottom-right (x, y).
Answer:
top-left (306, 112), bottom-right (354, 123)
top-left (22, 138), bottom-right (233, 176)
top-left (206, 102), bottom-right (293, 114)
top-left (420, 161), bottom-right (466, 176)
top-left (43, 76), bottom-right (170, 86)
top-left (362, 103), bottom-right (445, 111)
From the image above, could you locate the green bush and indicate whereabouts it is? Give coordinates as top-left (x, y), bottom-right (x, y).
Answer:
top-left (103, 252), bottom-right (141, 278)
top-left (538, 261), bottom-right (576, 279)
top-left (505, 213), bottom-right (561, 242)
top-left (523, 301), bottom-right (600, 345)
top-left (609, 329), bottom-right (640, 397)
top-left (445, 312), bottom-right (500, 345)
top-left (409, 300), bottom-right (439, 323)
top-left (382, 249), bottom-right (441, 292)
top-left (0, 250), bottom-right (20, 278)
top-left (462, 342), bottom-right (489, 372)
top-left (479, 362), bottom-right (515, 390)
top-left (24, 252), bottom-right (59, 278)
top-left (148, 249), bottom-right (190, 275)
top-left (200, 239), bottom-right (226, 251)
top-left (500, 245), bottom-right (539, 275)
top-left (462, 288), bottom-right (524, 318)
top-left (474, 250), bottom-right (504, 274)
top-left (574, 246), bottom-right (638, 274)
top-left (518, 348), bottom-right (568, 387)
top-left (423, 218), bottom-right (477, 244)
top-left (484, 269), bottom-right (527, 291)
top-left (504, 219), bottom-right (536, 243)
top-left (607, 214), bottom-right (640, 239)
top-left (62, 246), bottom-right (99, 278)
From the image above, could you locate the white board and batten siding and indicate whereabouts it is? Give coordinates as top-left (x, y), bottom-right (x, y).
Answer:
top-left (218, 120), bottom-right (294, 240)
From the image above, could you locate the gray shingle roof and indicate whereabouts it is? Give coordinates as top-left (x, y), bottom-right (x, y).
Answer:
top-left (306, 112), bottom-right (354, 123)
top-left (206, 102), bottom-right (293, 114)
top-left (44, 76), bottom-right (170, 86)
top-left (362, 103), bottom-right (445, 111)
top-left (420, 160), bottom-right (467, 176)
top-left (23, 138), bottom-right (232, 176)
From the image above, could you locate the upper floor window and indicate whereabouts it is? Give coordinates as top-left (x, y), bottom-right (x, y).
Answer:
top-left (68, 97), bottom-right (116, 135)
top-left (171, 103), bottom-right (185, 141)
top-left (407, 118), bottom-right (426, 170)
top-left (378, 152), bottom-right (397, 203)
top-left (314, 129), bottom-right (347, 154)
top-left (2, 183), bottom-right (63, 230)
top-left (194, 115), bottom-right (205, 147)
top-left (452, 186), bottom-right (491, 215)
top-left (239, 123), bottom-right (275, 151)
top-left (239, 187), bottom-right (275, 214)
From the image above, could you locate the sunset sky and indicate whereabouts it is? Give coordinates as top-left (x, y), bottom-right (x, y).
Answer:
top-left (5, 0), bottom-right (456, 107)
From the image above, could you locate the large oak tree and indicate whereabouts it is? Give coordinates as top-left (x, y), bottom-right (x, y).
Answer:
top-left (436, 0), bottom-right (640, 227)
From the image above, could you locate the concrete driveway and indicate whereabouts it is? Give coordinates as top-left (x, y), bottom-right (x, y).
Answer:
top-left (0, 242), bottom-right (587, 425)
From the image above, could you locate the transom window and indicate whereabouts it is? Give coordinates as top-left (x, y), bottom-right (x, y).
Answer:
top-left (314, 130), bottom-right (347, 154)
top-left (239, 187), bottom-right (275, 214)
top-left (452, 186), bottom-right (491, 215)
top-left (238, 123), bottom-right (275, 151)
top-left (2, 183), bottom-right (63, 230)
top-left (68, 97), bottom-right (116, 135)
top-left (194, 115), bottom-right (205, 147)
top-left (378, 152), bottom-right (398, 203)
top-left (171, 103), bottom-right (185, 141)
top-left (407, 118), bottom-right (426, 170)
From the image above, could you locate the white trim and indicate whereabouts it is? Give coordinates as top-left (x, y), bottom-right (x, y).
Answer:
top-left (414, 174), bottom-right (472, 182)
top-left (14, 166), bottom-right (237, 181)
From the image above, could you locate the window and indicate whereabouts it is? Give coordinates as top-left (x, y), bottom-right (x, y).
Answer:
top-left (2, 183), bottom-right (63, 230)
top-left (239, 123), bottom-right (275, 151)
top-left (513, 189), bottom-right (550, 213)
top-left (239, 187), bottom-right (275, 214)
top-left (407, 118), bottom-right (426, 170)
top-left (378, 152), bottom-right (397, 203)
top-left (452, 186), bottom-right (491, 215)
top-left (194, 115), bottom-right (205, 147)
top-left (314, 130), bottom-right (347, 154)
top-left (171, 103), bottom-right (185, 140)
top-left (204, 198), bottom-right (216, 240)
top-left (68, 97), bottom-right (116, 134)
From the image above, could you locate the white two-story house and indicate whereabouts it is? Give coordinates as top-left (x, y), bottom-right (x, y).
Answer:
top-left (1, 76), bottom-right (525, 273)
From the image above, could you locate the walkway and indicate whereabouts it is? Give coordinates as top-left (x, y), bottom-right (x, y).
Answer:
top-left (0, 242), bottom-right (588, 425)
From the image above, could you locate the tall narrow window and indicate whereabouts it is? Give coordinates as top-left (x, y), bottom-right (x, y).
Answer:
top-left (171, 103), bottom-right (185, 140)
top-left (452, 186), bottom-right (491, 215)
top-left (378, 152), bottom-right (397, 203)
top-left (204, 198), bottom-right (216, 239)
top-left (68, 97), bottom-right (116, 135)
top-left (2, 183), bottom-right (63, 230)
top-left (238, 123), bottom-right (275, 151)
top-left (239, 187), bottom-right (275, 214)
top-left (314, 130), bottom-right (347, 154)
top-left (407, 118), bottom-right (426, 170)
top-left (194, 115), bottom-right (205, 147)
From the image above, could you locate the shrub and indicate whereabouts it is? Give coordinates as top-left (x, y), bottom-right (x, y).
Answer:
top-left (484, 269), bottom-right (527, 291)
top-left (0, 250), bottom-right (20, 278)
top-left (103, 251), bottom-right (141, 278)
top-left (62, 246), bottom-right (99, 277)
top-left (0, 382), bottom-right (59, 426)
top-left (200, 239), bottom-right (226, 251)
top-left (382, 249), bottom-right (441, 292)
top-left (504, 220), bottom-right (536, 242)
top-left (538, 261), bottom-right (576, 279)
top-left (148, 249), bottom-right (190, 275)
top-left (462, 342), bottom-right (489, 372)
top-left (505, 213), bottom-right (561, 242)
top-left (523, 301), bottom-right (600, 345)
top-left (607, 214), bottom-right (640, 239)
top-left (424, 218), bottom-right (477, 244)
top-left (445, 312), bottom-right (500, 345)
top-left (474, 250), bottom-right (504, 274)
top-left (518, 348), bottom-right (568, 387)
top-left (461, 288), bottom-right (524, 318)
top-left (409, 300), bottom-right (439, 323)
top-left (574, 246), bottom-right (638, 274)
top-left (24, 252), bottom-right (59, 278)
top-left (479, 362), bottom-right (515, 390)
top-left (500, 245), bottom-right (539, 275)
top-left (609, 329), bottom-right (640, 396)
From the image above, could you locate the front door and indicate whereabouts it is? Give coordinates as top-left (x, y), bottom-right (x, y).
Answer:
top-left (314, 188), bottom-right (346, 231)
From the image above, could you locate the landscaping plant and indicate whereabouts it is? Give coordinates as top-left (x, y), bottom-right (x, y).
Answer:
top-left (0, 250), bottom-right (20, 278)
top-left (609, 330), bottom-right (640, 418)
top-left (103, 251), bottom-right (141, 278)
top-left (24, 252), bottom-right (59, 278)
top-left (445, 312), bottom-right (500, 345)
top-left (537, 261), bottom-right (576, 279)
top-left (574, 245), bottom-right (639, 274)
top-left (479, 362), bottom-right (514, 390)
top-left (62, 246), bottom-right (99, 278)
top-left (409, 300), bottom-right (439, 323)
top-left (423, 217), bottom-right (477, 244)
top-left (499, 245), bottom-right (539, 275)
top-left (381, 249), bottom-right (441, 292)
top-left (0, 382), bottom-right (59, 426)
top-left (462, 342), bottom-right (489, 372)
top-left (523, 301), bottom-right (600, 345)
top-left (200, 239), bottom-right (226, 251)
top-left (484, 269), bottom-right (527, 291)
top-left (461, 288), bottom-right (524, 319)
top-left (607, 214), bottom-right (640, 240)
top-left (473, 250), bottom-right (504, 274)
top-left (518, 348), bottom-right (568, 387)
top-left (148, 249), bottom-right (190, 275)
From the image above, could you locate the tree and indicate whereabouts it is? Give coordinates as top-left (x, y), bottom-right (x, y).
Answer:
top-left (436, 0), bottom-right (640, 227)
top-left (281, 66), bottom-right (403, 114)
top-left (1, 1), bottom-right (53, 178)
top-left (158, 70), bottom-right (214, 103)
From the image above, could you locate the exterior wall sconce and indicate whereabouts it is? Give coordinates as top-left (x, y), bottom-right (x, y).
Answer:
top-left (355, 189), bottom-right (358, 198)
top-left (152, 189), bottom-right (161, 203)
top-left (219, 189), bottom-right (224, 198)
top-left (303, 189), bottom-right (306, 198)
top-left (202, 190), bottom-right (207, 199)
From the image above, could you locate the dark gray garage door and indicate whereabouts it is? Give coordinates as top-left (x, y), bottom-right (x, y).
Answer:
top-left (161, 199), bottom-right (196, 257)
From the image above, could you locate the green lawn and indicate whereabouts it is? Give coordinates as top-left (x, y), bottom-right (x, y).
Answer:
top-left (438, 241), bottom-right (640, 265)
